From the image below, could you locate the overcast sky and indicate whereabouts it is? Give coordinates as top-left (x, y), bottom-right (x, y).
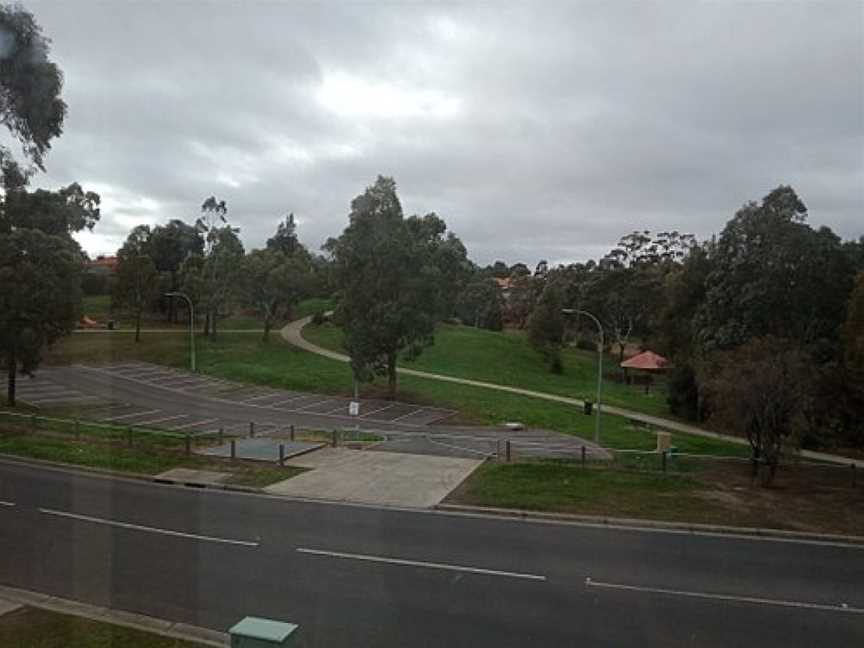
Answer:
top-left (23, 1), bottom-right (864, 266)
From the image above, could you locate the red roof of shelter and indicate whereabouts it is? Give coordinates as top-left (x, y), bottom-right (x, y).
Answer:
top-left (620, 350), bottom-right (669, 370)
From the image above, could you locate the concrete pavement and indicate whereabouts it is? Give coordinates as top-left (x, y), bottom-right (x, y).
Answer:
top-left (1, 459), bottom-right (862, 647)
top-left (265, 448), bottom-right (482, 507)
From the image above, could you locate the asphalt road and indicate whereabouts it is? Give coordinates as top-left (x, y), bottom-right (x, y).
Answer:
top-left (1, 460), bottom-right (862, 647)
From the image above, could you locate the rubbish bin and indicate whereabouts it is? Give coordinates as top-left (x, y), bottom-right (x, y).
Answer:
top-left (229, 617), bottom-right (298, 647)
top-left (583, 401), bottom-right (593, 416)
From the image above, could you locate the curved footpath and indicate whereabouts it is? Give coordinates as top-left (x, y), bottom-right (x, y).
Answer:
top-left (281, 316), bottom-right (863, 468)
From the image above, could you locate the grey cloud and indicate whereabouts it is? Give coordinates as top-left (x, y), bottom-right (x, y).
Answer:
top-left (23, 0), bottom-right (864, 266)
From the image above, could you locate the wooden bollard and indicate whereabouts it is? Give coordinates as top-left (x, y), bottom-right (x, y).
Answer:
top-left (331, 430), bottom-right (338, 448)
top-left (218, 427), bottom-right (224, 444)
top-left (505, 440), bottom-right (511, 462)
top-left (290, 424), bottom-right (295, 441)
top-left (249, 421), bottom-right (255, 437)
top-left (230, 439), bottom-right (236, 459)
top-left (279, 443), bottom-right (285, 465)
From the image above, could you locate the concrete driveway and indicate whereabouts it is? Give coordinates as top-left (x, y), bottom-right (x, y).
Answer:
top-left (264, 448), bottom-right (482, 508)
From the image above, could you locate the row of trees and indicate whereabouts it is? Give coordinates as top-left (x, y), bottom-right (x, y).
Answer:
top-left (490, 186), bottom-right (863, 481)
top-left (114, 204), bottom-right (324, 342)
top-left (0, 4), bottom-right (101, 406)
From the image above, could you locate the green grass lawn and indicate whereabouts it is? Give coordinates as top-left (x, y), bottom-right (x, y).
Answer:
top-left (450, 459), bottom-right (864, 534)
top-left (0, 607), bottom-right (206, 648)
top-left (41, 332), bottom-right (743, 455)
top-left (305, 322), bottom-right (671, 416)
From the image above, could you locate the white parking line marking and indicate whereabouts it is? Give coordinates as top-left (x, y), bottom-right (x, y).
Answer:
top-left (101, 409), bottom-right (161, 422)
top-left (272, 396), bottom-right (313, 407)
top-left (243, 393), bottom-right (281, 403)
top-left (584, 578), bottom-right (864, 614)
top-left (296, 548), bottom-right (547, 581)
top-left (325, 403), bottom-right (351, 414)
top-left (358, 403), bottom-right (398, 418)
top-left (0, 501), bottom-right (15, 507)
top-left (133, 414), bottom-right (189, 427)
top-left (297, 399), bottom-right (339, 411)
top-left (170, 418), bottom-right (218, 431)
top-left (388, 408), bottom-right (427, 423)
top-left (40, 509), bottom-right (259, 547)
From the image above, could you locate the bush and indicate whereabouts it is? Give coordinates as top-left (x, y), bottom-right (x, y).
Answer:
top-left (311, 310), bottom-right (327, 326)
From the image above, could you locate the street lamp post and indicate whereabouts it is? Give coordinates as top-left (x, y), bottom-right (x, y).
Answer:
top-left (562, 308), bottom-right (603, 444)
top-left (165, 292), bottom-right (196, 372)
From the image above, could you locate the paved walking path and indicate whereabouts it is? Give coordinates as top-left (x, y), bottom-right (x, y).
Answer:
top-left (281, 316), bottom-right (864, 468)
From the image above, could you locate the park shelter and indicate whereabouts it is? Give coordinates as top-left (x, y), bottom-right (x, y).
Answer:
top-left (620, 350), bottom-right (669, 391)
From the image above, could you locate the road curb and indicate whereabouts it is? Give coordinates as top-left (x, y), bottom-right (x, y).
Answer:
top-left (435, 503), bottom-right (864, 546)
top-left (0, 583), bottom-right (228, 647)
top-left (0, 453), bottom-right (262, 494)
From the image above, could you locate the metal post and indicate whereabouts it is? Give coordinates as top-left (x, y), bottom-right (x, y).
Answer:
top-left (562, 309), bottom-right (603, 444)
top-left (279, 444), bottom-right (285, 465)
top-left (505, 440), bottom-right (512, 462)
top-left (290, 424), bottom-right (295, 441)
top-left (249, 421), bottom-right (255, 438)
top-left (184, 432), bottom-right (191, 457)
top-left (230, 439), bottom-right (236, 459)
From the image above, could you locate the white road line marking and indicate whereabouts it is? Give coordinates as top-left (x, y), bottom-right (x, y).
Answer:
top-left (101, 409), bottom-right (161, 422)
top-left (296, 547), bottom-right (547, 581)
top-left (0, 501), bottom-right (15, 507)
top-left (39, 508), bottom-right (259, 547)
top-left (584, 578), bottom-right (864, 614)
top-left (170, 418), bottom-right (218, 431)
top-left (133, 414), bottom-right (189, 427)
top-left (358, 403), bottom-right (398, 418)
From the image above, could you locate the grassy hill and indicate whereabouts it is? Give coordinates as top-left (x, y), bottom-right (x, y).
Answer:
top-left (305, 322), bottom-right (670, 416)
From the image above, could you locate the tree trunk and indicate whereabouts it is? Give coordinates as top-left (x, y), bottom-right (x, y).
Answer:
top-left (6, 349), bottom-right (16, 408)
top-left (387, 352), bottom-right (397, 399)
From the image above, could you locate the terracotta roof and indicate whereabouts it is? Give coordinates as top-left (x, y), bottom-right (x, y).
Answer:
top-left (620, 350), bottom-right (669, 370)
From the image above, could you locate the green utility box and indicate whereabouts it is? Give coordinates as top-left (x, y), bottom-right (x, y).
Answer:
top-left (229, 616), bottom-right (298, 647)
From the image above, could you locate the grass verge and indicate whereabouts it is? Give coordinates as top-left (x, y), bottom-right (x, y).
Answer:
top-left (449, 459), bottom-right (864, 535)
top-left (0, 427), bottom-right (305, 488)
top-left (0, 606), bottom-right (206, 648)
